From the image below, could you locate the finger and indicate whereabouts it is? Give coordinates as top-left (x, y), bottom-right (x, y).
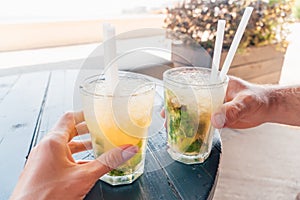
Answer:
top-left (68, 140), bottom-right (92, 154)
top-left (76, 160), bottom-right (92, 164)
top-left (75, 122), bottom-right (89, 135)
top-left (212, 94), bottom-right (250, 128)
top-left (225, 76), bottom-right (248, 102)
top-left (51, 111), bottom-right (85, 142)
top-left (161, 109), bottom-right (167, 128)
top-left (211, 111), bottom-right (226, 129)
top-left (211, 101), bottom-right (227, 129)
top-left (84, 145), bottom-right (138, 179)
top-left (224, 98), bottom-right (250, 127)
top-left (53, 111), bottom-right (85, 131)
top-left (74, 111), bottom-right (85, 125)
top-left (160, 109), bottom-right (165, 118)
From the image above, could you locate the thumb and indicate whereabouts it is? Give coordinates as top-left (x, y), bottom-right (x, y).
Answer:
top-left (211, 110), bottom-right (226, 129)
top-left (85, 144), bottom-right (138, 179)
top-left (212, 97), bottom-right (248, 128)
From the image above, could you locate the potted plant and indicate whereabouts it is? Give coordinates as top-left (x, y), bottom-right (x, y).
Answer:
top-left (164, 0), bottom-right (295, 83)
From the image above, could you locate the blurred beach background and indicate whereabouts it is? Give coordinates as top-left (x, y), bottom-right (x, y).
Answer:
top-left (0, 0), bottom-right (179, 51)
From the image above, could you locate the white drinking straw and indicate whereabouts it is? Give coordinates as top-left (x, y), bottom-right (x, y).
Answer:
top-left (103, 23), bottom-right (119, 93)
top-left (219, 7), bottom-right (254, 81)
top-left (210, 20), bottom-right (226, 82)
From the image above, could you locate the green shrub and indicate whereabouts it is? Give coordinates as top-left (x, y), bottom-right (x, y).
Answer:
top-left (294, 0), bottom-right (300, 19)
top-left (164, 0), bottom-right (295, 52)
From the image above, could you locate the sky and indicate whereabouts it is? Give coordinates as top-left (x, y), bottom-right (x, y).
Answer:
top-left (0, 0), bottom-right (180, 22)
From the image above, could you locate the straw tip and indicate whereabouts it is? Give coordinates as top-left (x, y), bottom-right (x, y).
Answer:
top-left (246, 6), bottom-right (254, 12)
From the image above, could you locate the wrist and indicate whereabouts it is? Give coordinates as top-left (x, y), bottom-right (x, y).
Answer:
top-left (250, 84), bottom-right (274, 124)
top-left (265, 87), bottom-right (281, 123)
top-left (265, 85), bottom-right (300, 125)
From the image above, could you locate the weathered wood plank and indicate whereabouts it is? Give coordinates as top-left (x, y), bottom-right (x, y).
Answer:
top-left (0, 75), bottom-right (20, 103)
top-left (248, 71), bottom-right (282, 84)
top-left (218, 45), bottom-right (285, 84)
top-left (34, 70), bottom-right (79, 145)
top-left (227, 57), bottom-right (284, 83)
top-left (128, 63), bottom-right (172, 80)
top-left (0, 72), bottom-right (50, 200)
top-left (34, 69), bottom-right (93, 160)
top-left (220, 45), bottom-right (285, 67)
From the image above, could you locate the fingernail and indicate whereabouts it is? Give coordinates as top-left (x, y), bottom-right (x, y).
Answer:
top-left (213, 113), bottom-right (225, 128)
top-left (121, 146), bottom-right (138, 161)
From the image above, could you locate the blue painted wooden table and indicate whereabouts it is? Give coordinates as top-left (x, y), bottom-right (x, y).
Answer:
top-left (0, 69), bottom-right (221, 200)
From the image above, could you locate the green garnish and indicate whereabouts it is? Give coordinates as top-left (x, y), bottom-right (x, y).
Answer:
top-left (165, 88), bottom-right (211, 155)
top-left (108, 139), bottom-right (145, 176)
top-left (109, 169), bottom-right (125, 176)
top-left (185, 139), bottom-right (202, 152)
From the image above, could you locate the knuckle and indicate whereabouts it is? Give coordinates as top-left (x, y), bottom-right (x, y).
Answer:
top-left (62, 111), bottom-right (75, 121)
top-left (226, 104), bottom-right (241, 123)
top-left (68, 141), bottom-right (77, 151)
top-left (40, 135), bottom-right (63, 149)
top-left (102, 162), bottom-right (113, 172)
top-left (102, 152), bottom-right (122, 170)
top-left (243, 94), bottom-right (255, 105)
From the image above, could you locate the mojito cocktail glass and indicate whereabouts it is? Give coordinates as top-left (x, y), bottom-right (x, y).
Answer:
top-left (80, 71), bottom-right (155, 185)
top-left (163, 67), bottom-right (228, 164)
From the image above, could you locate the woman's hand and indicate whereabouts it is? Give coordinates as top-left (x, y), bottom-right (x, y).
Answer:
top-left (10, 112), bottom-right (138, 200)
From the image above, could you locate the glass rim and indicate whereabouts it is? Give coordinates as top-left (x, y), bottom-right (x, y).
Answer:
top-left (163, 66), bottom-right (229, 88)
top-left (79, 71), bottom-right (155, 98)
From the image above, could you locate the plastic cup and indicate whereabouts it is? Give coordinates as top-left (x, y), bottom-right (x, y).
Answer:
top-left (80, 71), bottom-right (155, 185)
top-left (163, 67), bottom-right (228, 164)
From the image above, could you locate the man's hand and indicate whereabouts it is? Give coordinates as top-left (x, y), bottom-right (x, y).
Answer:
top-left (211, 76), bottom-right (270, 129)
top-left (10, 112), bottom-right (138, 200)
